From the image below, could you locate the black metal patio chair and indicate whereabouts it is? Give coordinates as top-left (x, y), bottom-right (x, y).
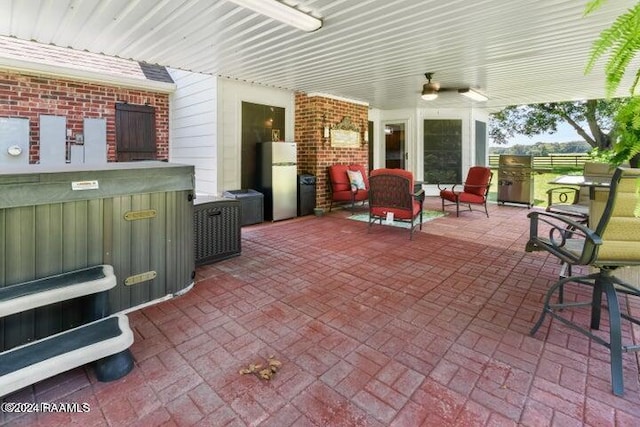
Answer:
top-left (526, 166), bottom-right (640, 396)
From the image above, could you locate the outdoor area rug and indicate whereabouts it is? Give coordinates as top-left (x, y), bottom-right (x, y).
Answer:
top-left (347, 209), bottom-right (446, 229)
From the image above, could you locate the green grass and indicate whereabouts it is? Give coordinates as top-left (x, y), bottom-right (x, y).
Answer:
top-left (487, 167), bottom-right (583, 207)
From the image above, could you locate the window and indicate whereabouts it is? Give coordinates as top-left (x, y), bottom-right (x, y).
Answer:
top-left (423, 119), bottom-right (462, 184)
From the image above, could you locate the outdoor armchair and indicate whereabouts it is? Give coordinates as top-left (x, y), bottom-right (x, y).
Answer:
top-left (368, 168), bottom-right (425, 240)
top-left (438, 166), bottom-right (493, 217)
top-left (328, 164), bottom-right (369, 212)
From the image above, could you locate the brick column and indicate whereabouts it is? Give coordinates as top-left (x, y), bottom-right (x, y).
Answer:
top-left (294, 93), bottom-right (368, 210)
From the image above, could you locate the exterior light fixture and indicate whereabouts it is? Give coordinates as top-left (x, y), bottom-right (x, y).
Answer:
top-left (458, 88), bottom-right (488, 102)
top-left (228, 0), bottom-right (323, 32)
top-left (421, 90), bottom-right (438, 101)
top-left (322, 114), bottom-right (330, 138)
top-left (322, 114), bottom-right (330, 147)
top-left (362, 120), bottom-right (368, 146)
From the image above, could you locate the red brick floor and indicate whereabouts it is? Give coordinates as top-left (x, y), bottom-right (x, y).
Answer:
top-left (3, 197), bottom-right (640, 426)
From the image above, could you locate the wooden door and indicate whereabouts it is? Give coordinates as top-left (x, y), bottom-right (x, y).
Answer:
top-left (115, 103), bottom-right (157, 161)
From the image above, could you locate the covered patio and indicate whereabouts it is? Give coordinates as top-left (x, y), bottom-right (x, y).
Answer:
top-left (3, 199), bottom-right (639, 426)
top-left (2, 1), bottom-right (640, 425)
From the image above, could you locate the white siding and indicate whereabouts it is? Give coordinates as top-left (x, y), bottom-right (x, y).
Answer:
top-left (168, 69), bottom-right (217, 195)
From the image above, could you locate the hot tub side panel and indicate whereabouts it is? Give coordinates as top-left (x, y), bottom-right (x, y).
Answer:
top-left (0, 163), bottom-right (195, 351)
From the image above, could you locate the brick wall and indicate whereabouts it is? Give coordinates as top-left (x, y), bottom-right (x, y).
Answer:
top-left (294, 93), bottom-right (368, 210)
top-left (0, 71), bottom-right (169, 163)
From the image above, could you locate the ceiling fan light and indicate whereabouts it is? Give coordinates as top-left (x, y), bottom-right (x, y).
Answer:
top-left (421, 84), bottom-right (438, 101)
top-left (458, 88), bottom-right (488, 102)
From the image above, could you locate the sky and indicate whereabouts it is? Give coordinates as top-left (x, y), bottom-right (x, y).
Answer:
top-left (490, 122), bottom-right (584, 146)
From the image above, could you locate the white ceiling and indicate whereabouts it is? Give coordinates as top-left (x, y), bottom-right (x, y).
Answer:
top-left (0, 0), bottom-right (637, 110)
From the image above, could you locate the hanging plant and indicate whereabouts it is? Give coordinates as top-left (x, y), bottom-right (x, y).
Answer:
top-left (610, 97), bottom-right (640, 167)
top-left (584, 0), bottom-right (640, 97)
top-left (585, 1), bottom-right (640, 168)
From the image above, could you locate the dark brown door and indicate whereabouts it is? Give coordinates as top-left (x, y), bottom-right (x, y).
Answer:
top-left (241, 102), bottom-right (285, 189)
top-left (384, 122), bottom-right (405, 169)
top-left (115, 103), bottom-right (157, 161)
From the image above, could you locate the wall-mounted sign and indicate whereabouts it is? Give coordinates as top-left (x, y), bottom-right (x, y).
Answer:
top-left (330, 116), bottom-right (361, 148)
top-left (71, 180), bottom-right (99, 190)
top-left (330, 129), bottom-right (359, 148)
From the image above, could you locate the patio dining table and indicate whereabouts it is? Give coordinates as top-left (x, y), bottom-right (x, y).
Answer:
top-left (549, 173), bottom-right (611, 188)
top-left (549, 174), bottom-right (611, 220)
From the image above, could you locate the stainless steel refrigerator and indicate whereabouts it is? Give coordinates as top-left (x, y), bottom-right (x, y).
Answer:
top-left (258, 142), bottom-right (297, 221)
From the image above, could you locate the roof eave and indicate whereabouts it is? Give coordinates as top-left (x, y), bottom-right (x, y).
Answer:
top-left (0, 57), bottom-right (177, 94)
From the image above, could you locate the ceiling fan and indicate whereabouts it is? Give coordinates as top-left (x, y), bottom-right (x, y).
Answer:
top-left (421, 72), bottom-right (488, 102)
top-left (421, 72), bottom-right (446, 101)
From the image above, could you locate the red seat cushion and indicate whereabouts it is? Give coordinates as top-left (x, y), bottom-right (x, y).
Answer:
top-left (328, 165), bottom-right (351, 193)
top-left (458, 192), bottom-right (485, 203)
top-left (328, 164), bottom-right (369, 202)
top-left (463, 167), bottom-right (492, 196)
top-left (439, 189), bottom-right (458, 203)
top-left (371, 199), bottom-right (421, 220)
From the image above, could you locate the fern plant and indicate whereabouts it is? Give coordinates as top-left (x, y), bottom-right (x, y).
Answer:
top-left (611, 97), bottom-right (640, 167)
top-left (584, 0), bottom-right (640, 96)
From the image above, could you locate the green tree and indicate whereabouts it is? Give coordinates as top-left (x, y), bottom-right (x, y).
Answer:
top-left (489, 99), bottom-right (624, 150)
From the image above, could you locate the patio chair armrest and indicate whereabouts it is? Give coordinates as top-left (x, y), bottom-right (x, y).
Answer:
top-left (411, 188), bottom-right (424, 208)
top-left (437, 182), bottom-right (459, 192)
top-left (462, 183), bottom-right (487, 190)
top-left (545, 186), bottom-right (580, 209)
top-left (526, 211), bottom-right (602, 265)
